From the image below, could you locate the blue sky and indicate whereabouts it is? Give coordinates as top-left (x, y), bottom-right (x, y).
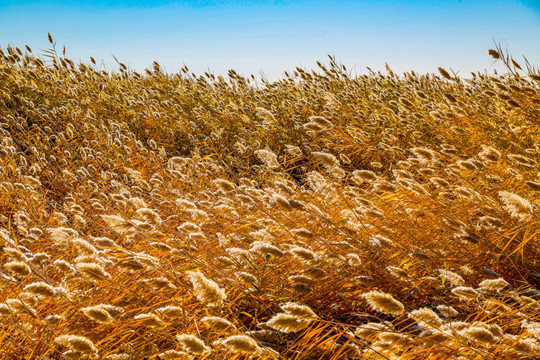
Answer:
top-left (1, 0), bottom-right (539, 79)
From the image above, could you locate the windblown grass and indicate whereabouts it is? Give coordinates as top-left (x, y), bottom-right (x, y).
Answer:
top-left (0, 37), bottom-right (539, 359)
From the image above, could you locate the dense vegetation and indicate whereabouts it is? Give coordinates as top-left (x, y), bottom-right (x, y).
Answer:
top-left (0, 37), bottom-right (539, 359)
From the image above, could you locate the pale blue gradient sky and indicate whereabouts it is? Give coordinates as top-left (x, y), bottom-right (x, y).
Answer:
top-left (1, 1), bottom-right (539, 79)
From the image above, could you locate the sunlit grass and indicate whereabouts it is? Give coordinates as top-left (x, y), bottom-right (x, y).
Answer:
top-left (0, 37), bottom-right (539, 359)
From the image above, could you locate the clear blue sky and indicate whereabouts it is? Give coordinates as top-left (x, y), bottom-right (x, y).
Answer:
top-left (1, 0), bottom-right (539, 79)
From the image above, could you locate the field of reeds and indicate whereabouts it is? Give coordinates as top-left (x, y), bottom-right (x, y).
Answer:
top-left (0, 35), bottom-right (539, 359)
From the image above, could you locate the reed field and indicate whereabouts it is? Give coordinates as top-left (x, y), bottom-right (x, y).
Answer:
top-left (0, 36), bottom-right (539, 359)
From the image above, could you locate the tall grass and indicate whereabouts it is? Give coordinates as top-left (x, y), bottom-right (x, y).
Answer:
top-left (0, 37), bottom-right (539, 359)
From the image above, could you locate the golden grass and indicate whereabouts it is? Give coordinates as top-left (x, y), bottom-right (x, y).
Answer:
top-left (0, 39), bottom-right (539, 359)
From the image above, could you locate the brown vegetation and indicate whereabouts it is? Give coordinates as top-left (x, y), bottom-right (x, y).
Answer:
top-left (0, 37), bottom-right (539, 359)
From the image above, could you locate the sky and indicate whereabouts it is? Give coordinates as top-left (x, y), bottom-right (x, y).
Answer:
top-left (1, 0), bottom-right (539, 80)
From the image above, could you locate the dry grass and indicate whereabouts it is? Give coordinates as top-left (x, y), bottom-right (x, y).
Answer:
top-left (0, 38), bottom-right (539, 359)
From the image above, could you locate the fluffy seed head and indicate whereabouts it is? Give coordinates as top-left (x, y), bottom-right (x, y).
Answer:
top-left (4, 261), bottom-right (31, 277)
top-left (135, 208), bottom-right (161, 225)
top-left (133, 313), bottom-right (164, 327)
top-left (288, 199), bottom-right (306, 210)
top-left (478, 145), bottom-right (501, 162)
top-left (186, 270), bottom-right (226, 307)
top-left (354, 322), bottom-right (393, 339)
top-left (409, 308), bottom-right (443, 328)
top-left (289, 246), bottom-right (318, 262)
top-left (438, 67), bottom-right (452, 80)
top-left (176, 334), bottom-right (210, 355)
top-left (451, 286), bottom-right (480, 300)
top-left (418, 330), bottom-right (453, 346)
top-left (362, 290), bottom-right (405, 315)
top-left (255, 149), bottom-right (279, 169)
top-left (459, 326), bottom-right (498, 346)
top-left (176, 198), bottom-right (197, 210)
top-left (219, 335), bottom-right (260, 355)
top-left (346, 253), bottom-right (362, 266)
top-left (177, 222), bottom-right (201, 233)
top-left (287, 282), bottom-right (313, 294)
top-left (302, 267), bottom-right (327, 279)
top-left (255, 107), bottom-right (275, 123)
top-left (352, 170), bottom-right (378, 183)
top-left (508, 154), bottom-right (536, 167)
top-left (235, 271), bottom-right (257, 284)
top-left (506, 335), bottom-right (540, 355)
top-left (437, 269), bottom-right (465, 286)
top-left (290, 228), bottom-right (314, 238)
top-left (76, 263), bottom-right (110, 282)
top-left (499, 191), bottom-right (533, 221)
top-left (478, 278), bottom-right (509, 292)
top-left (72, 238), bottom-right (98, 256)
top-left (5, 298), bottom-right (36, 316)
top-left (101, 215), bottom-right (135, 235)
top-left (309, 116), bottom-right (332, 128)
top-left (23, 282), bottom-right (57, 298)
top-left (387, 266), bottom-right (409, 279)
top-left (213, 179), bottom-right (235, 192)
top-left (155, 306), bottom-right (183, 319)
top-left (157, 350), bottom-right (188, 360)
top-left (457, 160), bottom-right (477, 171)
top-left (411, 147), bottom-right (439, 162)
top-left (0, 304), bottom-right (11, 316)
top-left (312, 151), bottom-right (340, 168)
top-left (265, 313), bottom-right (312, 333)
top-left (81, 305), bottom-right (116, 324)
top-left (249, 241), bottom-right (284, 257)
top-left (522, 321), bottom-right (540, 341)
top-left (202, 316), bottom-right (237, 334)
top-left (488, 49), bottom-right (500, 59)
top-left (54, 335), bottom-right (97, 355)
top-left (430, 177), bottom-right (450, 188)
top-left (280, 302), bottom-right (318, 320)
top-left (274, 194), bottom-right (291, 209)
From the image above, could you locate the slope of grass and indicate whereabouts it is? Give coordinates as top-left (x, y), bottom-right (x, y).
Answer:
top-left (0, 41), bottom-right (539, 359)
